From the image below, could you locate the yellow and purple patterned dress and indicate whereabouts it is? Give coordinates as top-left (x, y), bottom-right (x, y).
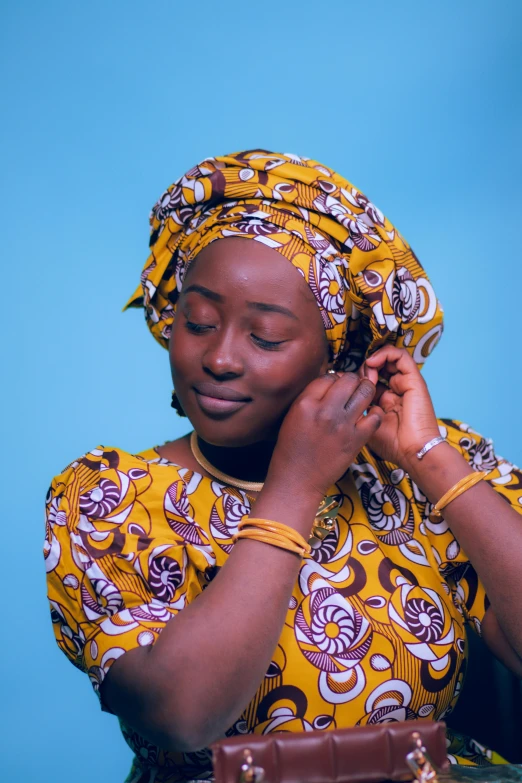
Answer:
top-left (45, 419), bottom-right (520, 782)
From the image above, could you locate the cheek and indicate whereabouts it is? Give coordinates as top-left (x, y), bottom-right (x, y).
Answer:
top-left (251, 341), bottom-right (327, 401)
top-left (169, 321), bottom-right (193, 381)
top-left (168, 317), bottom-right (328, 398)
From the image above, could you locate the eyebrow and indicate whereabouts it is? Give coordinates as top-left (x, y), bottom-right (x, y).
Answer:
top-left (183, 284), bottom-right (299, 321)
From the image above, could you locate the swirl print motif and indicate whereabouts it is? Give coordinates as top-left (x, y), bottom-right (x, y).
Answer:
top-left (124, 150), bottom-right (444, 372)
top-left (45, 420), bottom-right (520, 781)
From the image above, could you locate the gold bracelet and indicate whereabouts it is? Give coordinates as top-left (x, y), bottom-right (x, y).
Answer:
top-left (238, 518), bottom-right (311, 553)
top-left (429, 470), bottom-right (490, 522)
top-left (235, 527), bottom-right (309, 556)
top-left (234, 528), bottom-right (308, 557)
top-left (239, 522), bottom-right (307, 549)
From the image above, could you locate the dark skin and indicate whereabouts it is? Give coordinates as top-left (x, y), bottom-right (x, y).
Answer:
top-left (102, 237), bottom-right (522, 753)
top-left (164, 236), bottom-right (334, 483)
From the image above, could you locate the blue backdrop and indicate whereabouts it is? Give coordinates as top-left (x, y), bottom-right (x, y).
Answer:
top-left (1, 1), bottom-right (521, 780)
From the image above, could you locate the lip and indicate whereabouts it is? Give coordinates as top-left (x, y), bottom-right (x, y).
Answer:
top-left (193, 383), bottom-right (251, 418)
top-left (194, 382), bottom-right (251, 402)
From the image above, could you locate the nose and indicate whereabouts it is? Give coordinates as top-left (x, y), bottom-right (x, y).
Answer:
top-left (202, 327), bottom-right (244, 379)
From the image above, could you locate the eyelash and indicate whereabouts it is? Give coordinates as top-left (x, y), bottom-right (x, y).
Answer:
top-left (185, 321), bottom-right (285, 350)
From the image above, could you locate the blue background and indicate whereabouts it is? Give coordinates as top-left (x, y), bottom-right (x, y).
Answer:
top-left (1, 0), bottom-right (521, 779)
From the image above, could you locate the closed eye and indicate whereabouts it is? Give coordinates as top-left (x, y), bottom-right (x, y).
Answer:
top-left (186, 321), bottom-right (285, 350)
top-left (252, 335), bottom-right (286, 350)
top-left (185, 321), bottom-right (214, 334)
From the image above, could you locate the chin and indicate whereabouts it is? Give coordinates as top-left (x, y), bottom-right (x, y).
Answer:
top-left (187, 410), bottom-right (280, 448)
top-left (198, 426), bottom-right (278, 449)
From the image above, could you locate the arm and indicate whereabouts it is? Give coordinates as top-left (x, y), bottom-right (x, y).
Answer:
top-left (364, 347), bottom-right (522, 673)
top-left (103, 487), bottom-right (319, 753)
top-left (405, 438), bottom-right (522, 673)
top-left (102, 372), bottom-right (381, 751)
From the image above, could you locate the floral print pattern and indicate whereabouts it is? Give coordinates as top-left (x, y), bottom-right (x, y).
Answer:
top-left (124, 150), bottom-right (444, 371)
top-left (45, 420), bottom-right (520, 781)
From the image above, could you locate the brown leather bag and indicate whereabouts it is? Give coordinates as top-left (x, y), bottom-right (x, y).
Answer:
top-left (211, 721), bottom-right (449, 783)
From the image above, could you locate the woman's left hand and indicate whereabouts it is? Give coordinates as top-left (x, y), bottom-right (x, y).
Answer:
top-left (360, 346), bottom-right (441, 471)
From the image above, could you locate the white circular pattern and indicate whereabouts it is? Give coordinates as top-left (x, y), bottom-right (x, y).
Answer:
top-left (193, 180), bottom-right (205, 201)
top-left (315, 260), bottom-right (346, 321)
top-left (239, 168), bottom-right (254, 181)
top-left (365, 596), bottom-right (386, 609)
top-left (311, 604), bottom-right (356, 654)
top-left (390, 469), bottom-right (405, 485)
top-left (357, 540), bottom-right (378, 555)
top-left (363, 269), bottom-right (382, 287)
top-left (403, 328), bottom-right (414, 346)
top-left (370, 654), bottom-right (392, 671)
top-left (412, 324), bottom-right (443, 364)
top-left (138, 631), bottom-right (154, 647)
top-left (418, 612), bottom-right (431, 627)
top-left (446, 539), bottom-right (460, 560)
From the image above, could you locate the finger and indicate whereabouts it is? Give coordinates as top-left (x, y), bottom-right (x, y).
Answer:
top-left (388, 372), bottom-right (410, 395)
top-left (343, 379), bottom-right (378, 419)
top-left (378, 388), bottom-right (399, 412)
top-left (322, 372), bottom-right (363, 408)
top-left (361, 362), bottom-right (379, 385)
top-left (375, 360), bottom-right (412, 384)
top-left (365, 346), bottom-right (417, 376)
top-left (372, 381), bottom-right (389, 407)
top-left (353, 407), bottom-right (383, 442)
top-left (376, 362), bottom-right (424, 396)
top-left (296, 372), bottom-right (341, 402)
top-left (367, 404), bottom-right (385, 419)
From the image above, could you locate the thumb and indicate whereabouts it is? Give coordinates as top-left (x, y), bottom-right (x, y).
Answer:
top-left (362, 361), bottom-right (379, 386)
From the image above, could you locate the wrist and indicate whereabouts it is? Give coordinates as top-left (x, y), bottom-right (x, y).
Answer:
top-left (261, 474), bottom-right (324, 509)
top-left (264, 459), bottom-right (326, 504)
top-left (405, 441), bottom-right (471, 494)
top-left (254, 476), bottom-right (324, 537)
top-left (400, 430), bottom-right (446, 475)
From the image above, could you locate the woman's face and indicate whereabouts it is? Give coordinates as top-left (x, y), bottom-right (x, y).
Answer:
top-left (170, 237), bottom-right (331, 447)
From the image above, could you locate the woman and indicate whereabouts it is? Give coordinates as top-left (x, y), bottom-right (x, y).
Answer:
top-left (45, 151), bottom-right (522, 782)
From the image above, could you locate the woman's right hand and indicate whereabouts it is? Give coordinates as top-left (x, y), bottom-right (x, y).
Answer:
top-left (266, 372), bottom-right (382, 502)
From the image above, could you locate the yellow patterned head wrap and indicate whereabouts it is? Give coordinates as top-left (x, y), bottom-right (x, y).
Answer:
top-left (125, 150), bottom-right (443, 371)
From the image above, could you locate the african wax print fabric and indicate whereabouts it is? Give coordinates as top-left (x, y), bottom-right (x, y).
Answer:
top-left (124, 151), bottom-right (444, 371)
top-left (45, 420), bottom-right (519, 782)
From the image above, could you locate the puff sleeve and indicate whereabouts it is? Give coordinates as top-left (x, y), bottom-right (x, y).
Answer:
top-left (44, 446), bottom-right (216, 706)
top-left (417, 419), bottom-right (522, 635)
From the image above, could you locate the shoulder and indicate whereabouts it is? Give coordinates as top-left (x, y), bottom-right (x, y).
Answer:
top-left (438, 419), bottom-right (522, 512)
top-left (438, 418), bottom-right (495, 462)
top-left (45, 445), bottom-right (189, 530)
top-left (437, 418), bottom-right (518, 473)
top-left (48, 444), bottom-right (179, 488)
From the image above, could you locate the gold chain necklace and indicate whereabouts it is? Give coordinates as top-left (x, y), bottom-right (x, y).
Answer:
top-left (189, 431), bottom-right (341, 543)
top-left (190, 431), bottom-right (264, 492)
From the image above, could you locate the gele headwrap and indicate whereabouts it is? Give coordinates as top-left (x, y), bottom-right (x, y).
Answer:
top-left (125, 150), bottom-right (443, 370)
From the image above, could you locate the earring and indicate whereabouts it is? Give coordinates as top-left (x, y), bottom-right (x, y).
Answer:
top-left (171, 390), bottom-right (187, 417)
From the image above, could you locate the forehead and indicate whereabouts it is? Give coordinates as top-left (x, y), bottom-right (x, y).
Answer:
top-left (183, 237), bottom-right (316, 309)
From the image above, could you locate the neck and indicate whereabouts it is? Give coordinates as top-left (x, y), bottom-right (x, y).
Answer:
top-left (196, 436), bottom-right (276, 483)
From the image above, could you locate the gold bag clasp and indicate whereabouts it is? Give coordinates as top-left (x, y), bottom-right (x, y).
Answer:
top-left (309, 494), bottom-right (341, 545)
top-left (406, 731), bottom-right (440, 783)
top-left (239, 749), bottom-right (265, 783)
